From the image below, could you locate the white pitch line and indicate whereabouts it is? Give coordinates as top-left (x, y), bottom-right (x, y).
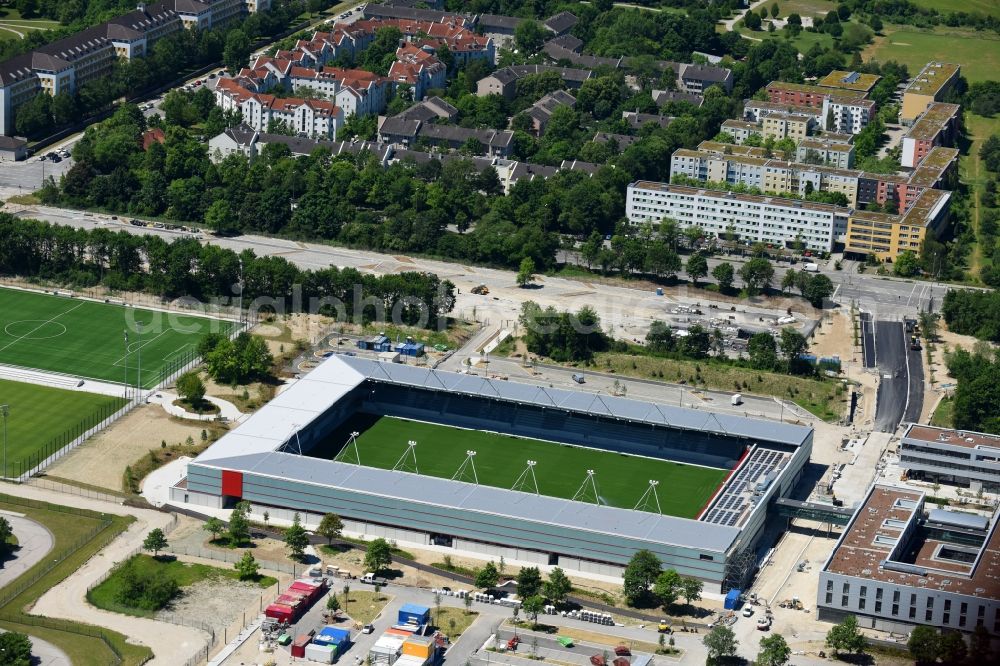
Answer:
top-left (0, 301), bottom-right (85, 355)
top-left (110, 329), bottom-right (169, 368)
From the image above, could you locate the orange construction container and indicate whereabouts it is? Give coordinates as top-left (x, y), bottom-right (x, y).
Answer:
top-left (402, 636), bottom-right (434, 659)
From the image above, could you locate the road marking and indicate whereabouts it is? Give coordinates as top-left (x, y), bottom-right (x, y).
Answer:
top-left (0, 301), bottom-right (84, 355)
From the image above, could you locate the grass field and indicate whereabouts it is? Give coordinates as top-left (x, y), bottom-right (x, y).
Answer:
top-left (961, 113), bottom-right (1000, 280)
top-left (316, 414), bottom-right (729, 518)
top-left (87, 554), bottom-right (276, 618)
top-left (0, 379), bottom-right (124, 477)
top-left (864, 27), bottom-right (1000, 83)
top-left (909, 0), bottom-right (1000, 18)
top-left (0, 287), bottom-right (237, 388)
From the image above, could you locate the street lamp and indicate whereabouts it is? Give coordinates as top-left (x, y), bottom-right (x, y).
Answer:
top-left (1, 404), bottom-right (8, 479)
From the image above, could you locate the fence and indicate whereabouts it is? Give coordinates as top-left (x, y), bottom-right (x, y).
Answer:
top-left (0, 495), bottom-right (128, 663)
top-left (167, 544), bottom-right (302, 576)
top-left (27, 477), bottom-right (128, 504)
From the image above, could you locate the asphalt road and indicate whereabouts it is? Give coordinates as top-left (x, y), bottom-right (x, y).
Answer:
top-left (873, 320), bottom-right (908, 433)
top-left (903, 336), bottom-right (924, 425)
top-left (859, 312), bottom-right (875, 369)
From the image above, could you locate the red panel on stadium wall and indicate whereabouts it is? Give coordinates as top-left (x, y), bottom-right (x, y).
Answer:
top-left (221, 470), bottom-right (243, 498)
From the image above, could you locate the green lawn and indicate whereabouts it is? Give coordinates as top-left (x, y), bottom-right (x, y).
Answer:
top-left (930, 396), bottom-right (954, 428)
top-left (961, 113), bottom-right (1000, 281)
top-left (0, 379), bottom-right (124, 478)
top-left (87, 554), bottom-right (276, 618)
top-left (755, 0), bottom-right (837, 18)
top-left (865, 27), bottom-right (1000, 83)
top-left (0, 495), bottom-right (150, 666)
top-left (909, 0), bottom-right (1000, 18)
top-left (0, 287), bottom-right (237, 388)
top-left (316, 414), bottom-right (729, 518)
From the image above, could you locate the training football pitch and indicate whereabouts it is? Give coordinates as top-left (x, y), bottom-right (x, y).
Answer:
top-left (0, 288), bottom-right (237, 388)
top-left (0, 379), bottom-right (125, 477)
top-left (317, 414), bottom-right (729, 518)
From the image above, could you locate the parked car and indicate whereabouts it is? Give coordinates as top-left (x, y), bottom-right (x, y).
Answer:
top-left (362, 624), bottom-right (375, 634)
top-left (49, 155), bottom-right (61, 163)
top-left (742, 606), bottom-right (754, 617)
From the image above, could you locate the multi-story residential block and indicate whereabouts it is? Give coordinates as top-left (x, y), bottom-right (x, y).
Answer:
top-left (475, 65), bottom-right (592, 99)
top-left (818, 484), bottom-right (1000, 635)
top-left (743, 99), bottom-right (822, 126)
top-left (389, 44), bottom-right (447, 101)
top-left (626, 182), bottom-right (849, 252)
top-left (678, 63), bottom-right (734, 94)
top-left (761, 111), bottom-right (813, 142)
top-left (0, 0), bottom-right (270, 135)
top-left (817, 70), bottom-right (880, 94)
top-left (524, 89), bottom-right (575, 136)
top-left (541, 41), bottom-right (622, 69)
top-left (720, 119), bottom-right (759, 144)
top-left (899, 424), bottom-right (1000, 493)
top-left (622, 111), bottom-right (673, 130)
top-left (237, 92), bottom-right (342, 139)
top-left (901, 62), bottom-right (960, 125)
top-left (844, 187), bottom-right (950, 259)
top-left (797, 138), bottom-right (855, 169)
top-left (543, 11), bottom-right (578, 36)
top-left (901, 102), bottom-right (961, 168)
top-left (353, 17), bottom-right (494, 67)
top-left (652, 89), bottom-right (704, 108)
top-left (377, 115), bottom-right (514, 157)
top-left (765, 81), bottom-right (874, 134)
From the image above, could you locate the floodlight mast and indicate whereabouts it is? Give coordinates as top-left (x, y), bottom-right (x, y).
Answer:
top-left (571, 469), bottom-right (600, 505)
top-left (511, 460), bottom-right (540, 494)
top-left (393, 440), bottom-right (419, 474)
top-left (452, 450), bottom-right (479, 484)
top-left (338, 431), bottom-right (362, 465)
top-left (633, 479), bottom-right (662, 514)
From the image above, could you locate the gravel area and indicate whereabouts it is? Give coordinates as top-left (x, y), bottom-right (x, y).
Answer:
top-left (158, 578), bottom-right (267, 634)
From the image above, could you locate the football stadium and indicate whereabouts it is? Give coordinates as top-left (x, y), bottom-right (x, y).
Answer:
top-left (175, 355), bottom-right (813, 592)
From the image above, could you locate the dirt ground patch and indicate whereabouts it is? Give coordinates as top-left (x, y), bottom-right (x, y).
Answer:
top-left (46, 404), bottom-right (215, 492)
top-left (158, 576), bottom-right (270, 633)
top-left (810, 311), bottom-right (855, 361)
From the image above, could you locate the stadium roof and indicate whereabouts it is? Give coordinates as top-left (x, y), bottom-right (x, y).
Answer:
top-left (197, 355), bottom-right (812, 465)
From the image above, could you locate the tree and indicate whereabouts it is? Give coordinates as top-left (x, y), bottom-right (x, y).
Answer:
top-left (544, 567), bottom-right (572, 604)
top-left (868, 15), bottom-right (883, 32)
top-left (757, 634), bottom-right (791, 666)
top-left (142, 528), bottom-right (168, 557)
top-left (517, 566), bottom-right (543, 599)
top-left (364, 538), bottom-right (393, 573)
top-left (970, 625), bottom-right (993, 663)
top-left (235, 551), bottom-right (259, 581)
top-left (317, 513), bottom-right (344, 546)
top-left (748, 332), bottom-right (778, 371)
top-left (203, 516), bottom-right (224, 542)
top-left (779, 329), bottom-right (808, 372)
top-left (686, 253), bottom-right (708, 285)
top-left (176, 371), bottom-right (205, 406)
top-left (475, 561), bottom-right (500, 590)
top-left (907, 626), bottom-right (939, 665)
top-left (522, 595), bottom-right (545, 626)
top-left (326, 594), bottom-right (341, 612)
top-left (770, 4), bottom-right (780, 18)
top-left (228, 500), bottom-right (252, 547)
top-left (0, 517), bottom-right (13, 557)
top-left (803, 274), bottom-right (834, 307)
top-left (284, 512), bottom-right (309, 560)
top-left (623, 549), bottom-right (662, 605)
top-left (825, 615), bottom-right (866, 657)
top-left (919, 310), bottom-right (939, 342)
top-left (938, 631), bottom-right (967, 665)
top-left (894, 250), bottom-right (921, 277)
top-left (204, 199), bottom-right (239, 235)
top-left (781, 269), bottom-right (798, 295)
top-left (223, 29), bottom-right (252, 74)
top-left (515, 20), bottom-right (546, 54)
top-left (680, 577), bottom-right (703, 607)
top-left (744, 12), bottom-right (762, 31)
top-left (516, 257), bottom-right (536, 287)
top-left (739, 257), bottom-right (774, 295)
top-left (703, 625), bottom-right (738, 661)
top-left (0, 631), bottom-right (32, 666)
top-left (712, 262), bottom-right (735, 291)
top-left (653, 569), bottom-right (681, 608)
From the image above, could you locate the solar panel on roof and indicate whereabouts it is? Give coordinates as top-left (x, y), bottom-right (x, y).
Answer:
top-left (843, 72), bottom-right (861, 84)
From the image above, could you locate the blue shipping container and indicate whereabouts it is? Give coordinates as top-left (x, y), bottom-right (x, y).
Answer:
top-left (398, 603), bottom-right (431, 626)
top-left (724, 589), bottom-right (741, 610)
top-left (314, 626), bottom-right (350, 649)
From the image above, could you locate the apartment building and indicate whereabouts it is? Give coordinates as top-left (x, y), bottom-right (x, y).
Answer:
top-left (237, 93), bottom-right (343, 139)
top-left (901, 102), bottom-right (961, 168)
top-left (765, 81), bottom-right (874, 134)
top-left (289, 66), bottom-right (392, 117)
top-left (377, 115), bottom-right (514, 157)
top-left (524, 90), bottom-right (575, 136)
top-left (476, 65), bottom-right (592, 99)
top-left (626, 182), bottom-right (848, 252)
top-left (353, 17), bottom-right (494, 67)
top-left (899, 425), bottom-right (1000, 493)
top-left (818, 70), bottom-right (880, 94)
top-left (0, 0), bottom-right (270, 135)
top-left (679, 63), bottom-right (734, 94)
top-left (797, 138), bottom-right (855, 169)
top-left (720, 119), bottom-right (759, 144)
top-left (844, 188), bottom-right (950, 260)
top-left (762, 111), bottom-right (813, 142)
top-left (818, 484), bottom-right (1000, 635)
top-left (389, 44), bottom-right (447, 101)
top-left (743, 99), bottom-right (822, 126)
top-left (901, 62), bottom-right (961, 125)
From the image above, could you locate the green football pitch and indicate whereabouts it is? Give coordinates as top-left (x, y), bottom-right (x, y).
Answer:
top-left (316, 414), bottom-right (730, 517)
top-left (0, 288), bottom-right (237, 388)
top-left (0, 379), bottom-right (125, 477)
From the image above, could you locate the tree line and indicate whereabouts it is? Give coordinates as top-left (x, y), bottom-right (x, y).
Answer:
top-left (941, 289), bottom-right (1000, 343)
top-left (944, 345), bottom-right (1000, 434)
top-left (0, 214), bottom-right (455, 329)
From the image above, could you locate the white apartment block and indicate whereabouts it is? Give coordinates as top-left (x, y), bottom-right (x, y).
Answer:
top-left (627, 181), bottom-right (847, 252)
top-left (822, 96), bottom-right (874, 135)
top-left (239, 95), bottom-right (343, 140)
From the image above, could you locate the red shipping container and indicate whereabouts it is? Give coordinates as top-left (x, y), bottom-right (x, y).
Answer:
top-left (291, 634), bottom-right (311, 658)
top-left (265, 603), bottom-right (294, 623)
top-left (289, 582), bottom-right (319, 599)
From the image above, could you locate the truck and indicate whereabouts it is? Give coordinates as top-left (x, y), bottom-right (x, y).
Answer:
top-left (361, 572), bottom-right (389, 585)
top-left (731, 393), bottom-right (743, 406)
top-left (802, 263), bottom-right (819, 272)
top-left (572, 373), bottom-right (585, 384)
top-left (910, 335), bottom-right (922, 351)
